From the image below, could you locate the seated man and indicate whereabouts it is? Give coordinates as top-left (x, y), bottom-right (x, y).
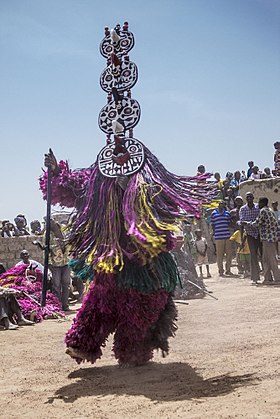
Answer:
top-left (0, 287), bottom-right (34, 330)
top-left (48, 219), bottom-right (71, 312)
top-left (15, 249), bottom-right (44, 273)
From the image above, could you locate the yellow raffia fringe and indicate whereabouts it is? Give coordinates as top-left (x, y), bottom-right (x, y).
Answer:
top-left (88, 187), bottom-right (124, 273)
top-left (202, 199), bottom-right (222, 210)
top-left (130, 181), bottom-right (178, 254)
top-left (139, 181), bottom-right (178, 232)
top-left (123, 179), bottom-right (181, 262)
top-left (87, 178), bottom-right (182, 273)
top-left (84, 279), bottom-right (91, 294)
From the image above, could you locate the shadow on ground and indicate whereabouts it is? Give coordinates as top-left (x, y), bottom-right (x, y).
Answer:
top-left (47, 362), bottom-right (257, 404)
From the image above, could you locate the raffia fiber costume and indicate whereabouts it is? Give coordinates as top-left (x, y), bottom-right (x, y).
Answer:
top-left (39, 22), bottom-right (214, 365)
top-left (0, 265), bottom-right (63, 322)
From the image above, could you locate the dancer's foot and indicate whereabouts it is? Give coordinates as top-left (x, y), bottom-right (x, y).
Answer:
top-left (66, 346), bottom-right (87, 361)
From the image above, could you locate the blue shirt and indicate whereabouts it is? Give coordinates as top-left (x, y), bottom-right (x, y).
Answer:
top-left (211, 209), bottom-right (231, 240)
top-left (230, 178), bottom-right (240, 188)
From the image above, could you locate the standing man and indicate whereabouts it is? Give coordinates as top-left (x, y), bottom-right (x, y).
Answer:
top-left (250, 198), bottom-right (280, 283)
top-left (211, 201), bottom-right (232, 276)
top-left (48, 219), bottom-right (71, 312)
top-left (247, 161), bottom-right (254, 179)
top-left (239, 192), bottom-right (261, 283)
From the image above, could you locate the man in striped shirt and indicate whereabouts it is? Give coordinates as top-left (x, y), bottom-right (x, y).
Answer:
top-left (211, 201), bottom-right (232, 276)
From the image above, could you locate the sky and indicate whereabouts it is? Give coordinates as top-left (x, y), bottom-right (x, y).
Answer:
top-left (1, 0), bottom-right (280, 223)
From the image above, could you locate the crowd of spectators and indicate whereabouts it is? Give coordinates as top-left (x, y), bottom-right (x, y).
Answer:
top-left (184, 154), bottom-right (280, 285)
top-left (0, 215), bottom-right (43, 238)
top-left (211, 159), bottom-right (278, 206)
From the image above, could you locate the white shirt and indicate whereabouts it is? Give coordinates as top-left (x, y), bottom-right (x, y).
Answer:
top-left (195, 238), bottom-right (207, 253)
top-left (250, 173), bottom-right (261, 180)
top-left (16, 259), bottom-right (44, 273)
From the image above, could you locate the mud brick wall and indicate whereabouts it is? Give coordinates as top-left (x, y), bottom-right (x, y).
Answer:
top-left (239, 178), bottom-right (280, 203)
top-left (0, 236), bottom-right (45, 270)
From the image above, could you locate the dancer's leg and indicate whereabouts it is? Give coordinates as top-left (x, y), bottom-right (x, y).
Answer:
top-left (113, 288), bottom-right (169, 366)
top-left (65, 274), bottom-right (117, 364)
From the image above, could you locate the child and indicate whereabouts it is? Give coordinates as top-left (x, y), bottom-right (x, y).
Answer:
top-left (194, 229), bottom-right (211, 278)
top-left (182, 221), bottom-right (196, 261)
top-left (230, 227), bottom-right (251, 278)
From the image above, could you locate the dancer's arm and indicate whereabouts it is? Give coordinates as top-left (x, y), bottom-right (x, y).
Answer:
top-left (39, 149), bottom-right (92, 208)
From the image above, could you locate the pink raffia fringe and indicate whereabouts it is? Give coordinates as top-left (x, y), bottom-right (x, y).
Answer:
top-left (0, 265), bottom-right (64, 322)
top-left (39, 161), bottom-right (94, 208)
top-left (65, 273), bottom-right (169, 365)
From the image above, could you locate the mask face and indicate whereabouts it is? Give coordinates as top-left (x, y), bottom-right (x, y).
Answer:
top-left (100, 59), bottom-right (138, 93)
top-left (99, 27), bottom-right (135, 59)
top-left (98, 137), bottom-right (145, 178)
top-left (98, 97), bottom-right (141, 134)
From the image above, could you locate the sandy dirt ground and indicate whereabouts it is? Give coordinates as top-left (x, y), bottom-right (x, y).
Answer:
top-left (1, 265), bottom-right (280, 419)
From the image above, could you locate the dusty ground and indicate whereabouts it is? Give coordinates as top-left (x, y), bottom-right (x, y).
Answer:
top-left (1, 265), bottom-right (280, 419)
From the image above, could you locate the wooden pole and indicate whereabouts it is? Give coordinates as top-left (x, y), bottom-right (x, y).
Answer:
top-left (41, 168), bottom-right (52, 307)
top-left (187, 279), bottom-right (218, 300)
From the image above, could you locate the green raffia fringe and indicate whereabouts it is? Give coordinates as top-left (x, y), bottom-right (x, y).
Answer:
top-left (117, 252), bottom-right (180, 294)
top-left (68, 252), bottom-right (180, 294)
top-left (68, 259), bottom-right (94, 282)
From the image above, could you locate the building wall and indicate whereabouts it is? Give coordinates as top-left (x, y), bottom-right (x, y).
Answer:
top-left (239, 178), bottom-right (280, 204)
top-left (0, 236), bottom-right (44, 270)
top-left (0, 212), bottom-right (72, 271)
